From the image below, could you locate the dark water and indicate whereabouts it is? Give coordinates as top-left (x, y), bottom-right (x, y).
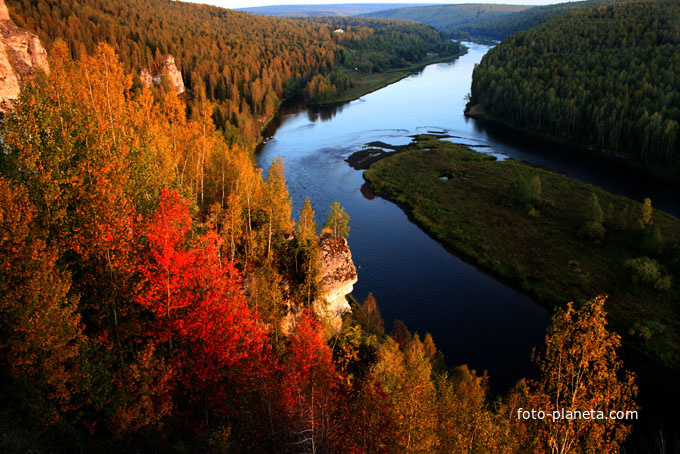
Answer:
top-left (258, 43), bottom-right (679, 447)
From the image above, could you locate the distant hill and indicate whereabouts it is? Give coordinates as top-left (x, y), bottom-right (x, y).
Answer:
top-left (449, 0), bottom-right (630, 41)
top-left (239, 3), bottom-right (438, 17)
top-left (361, 4), bottom-right (531, 33)
top-left (357, 1), bottom-right (638, 42)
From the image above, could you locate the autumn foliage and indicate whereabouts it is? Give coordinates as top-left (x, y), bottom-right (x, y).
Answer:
top-left (0, 37), bottom-right (638, 454)
top-left (136, 189), bottom-right (270, 421)
top-left (523, 296), bottom-right (638, 454)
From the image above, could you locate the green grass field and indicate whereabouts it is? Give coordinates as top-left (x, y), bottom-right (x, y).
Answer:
top-left (364, 135), bottom-right (680, 371)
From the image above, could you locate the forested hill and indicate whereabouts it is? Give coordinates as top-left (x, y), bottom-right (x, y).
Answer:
top-left (9, 0), bottom-right (459, 144)
top-left (360, 3), bottom-right (531, 34)
top-left (447, 0), bottom-right (625, 41)
top-left (0, 1), bottom-right (643, 452)
top-left (468, 0), bottom-right (680, 172)
top-left (239, 3), bottom-right (433, 17)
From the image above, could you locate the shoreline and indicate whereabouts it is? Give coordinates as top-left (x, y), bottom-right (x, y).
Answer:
top-left (256, 48), bottom-right (470, 148)
top-left (310, 49), bottom-right (469, 107)
top-left (465, 107), bottom-right (680, 189)
top-left (362, 135), bottom-right (680, 375)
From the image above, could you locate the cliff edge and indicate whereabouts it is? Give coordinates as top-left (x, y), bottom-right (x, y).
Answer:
top-left (313, 236), bottom-right (358, 332)
top-left (140, 54), bottom-right (185, 95)
top-left (0, 0), bottom-right (49, 113)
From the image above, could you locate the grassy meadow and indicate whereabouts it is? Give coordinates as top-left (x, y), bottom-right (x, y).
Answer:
top-left (364, 135), bottom-right (680, 370)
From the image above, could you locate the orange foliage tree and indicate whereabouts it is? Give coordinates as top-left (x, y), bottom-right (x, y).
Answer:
top-left (523, 296), bottom-right (638, 454)
top-left (0, 178), bottom-right (82, 424)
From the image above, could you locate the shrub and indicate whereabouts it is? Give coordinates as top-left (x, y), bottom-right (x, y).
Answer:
top-left (655, 275), bottom-right (672, 291)
top-left (624, 256), bottom-right (672, 291)
top-left (625, 256), bottom-right (661, 285)
top-left (629, 320), bottom-right (666, 342)
top-left (579, 221), bottom-right (605, 241)
top-left (507, 175), bottom-right (530, 205)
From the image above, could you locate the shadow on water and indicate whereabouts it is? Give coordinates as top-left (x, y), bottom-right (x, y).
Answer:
top-left (470, 116), bottom-right (680, 217)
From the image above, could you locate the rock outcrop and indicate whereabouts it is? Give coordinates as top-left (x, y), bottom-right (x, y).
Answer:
top-left (312, 237), bottom-right (358, 331)
top-left (139, 67), bottom-right (153, 88)
top-left (0, 0), bottom-right (49, 112)
top-left (279, 236), bottom-right (358, 335)
top-left (139, 54), bottom-right (185, 95)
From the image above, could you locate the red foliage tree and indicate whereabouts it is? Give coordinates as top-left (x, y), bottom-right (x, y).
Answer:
top-left (136, 188), bottom-right (270, 426)
top-left (279, 311), bottom-right (358, 453)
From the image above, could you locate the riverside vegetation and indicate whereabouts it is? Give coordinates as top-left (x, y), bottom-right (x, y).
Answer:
top-left (364, 135), bottom-right (680, 371)
top-left (0, 0), bottom-right (646, 452)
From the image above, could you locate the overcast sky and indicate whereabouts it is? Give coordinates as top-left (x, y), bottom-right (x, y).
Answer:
top-left (186, 1), bottom-right (575, 10)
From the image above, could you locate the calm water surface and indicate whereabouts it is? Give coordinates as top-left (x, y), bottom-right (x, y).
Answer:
top-left (258, 43), bottom-right (679, 444)
top-left (259, 43), bottom-right (552, 393)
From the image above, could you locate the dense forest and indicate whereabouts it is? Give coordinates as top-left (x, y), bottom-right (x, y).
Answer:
top-left (357, 1), bottom-right (627, 42)
top-left (9, 0), bottom-right (459, 144)
top-left (360, 3), bottom-right (530, 34)
top-left (448, 0), bottom-right (626, 41)
top-left (0, 0), bottom-right (646, 452)
top-left (238, 3), bottom-right (426, 17)
top-left (307, 17), bottom-right (464, 72)
top-left (468, 0), bottom-right (680, 172)
top-left (0, 39), bottom-right (639, 454)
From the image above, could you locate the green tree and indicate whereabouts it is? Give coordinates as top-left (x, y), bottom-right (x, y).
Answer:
top-left (529, 175), bottom-right (542, 205)
top-left (508, 175), bottom-right (530, 205)
top-left (587, 192), bottom-right (604, 224)
top-left (640, 197), bottom-right (653, 226)
top-left (265, 156), bottom-right (292, 258)
top-left (296, 198), bottom-right (322, 304)
top-left (296, 197), bottom-right (318, 247)
top-left (324, 201), bottom-right (350, 239)
top-left (580, 193), bottom-right (606, 240)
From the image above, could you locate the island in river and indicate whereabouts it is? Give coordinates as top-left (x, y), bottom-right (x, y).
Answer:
top-left (361, 135), bottom-right (680, 372)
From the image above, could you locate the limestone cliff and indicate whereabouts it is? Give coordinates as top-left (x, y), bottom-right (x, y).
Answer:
top-left (312, 237), bottom-right (358, 332)
top-left (139, 54), bottom-right (185, 95)
top-left (280, 236), bottom-right (358, 335)
top-left (0, 0), bottom-right (49, 113)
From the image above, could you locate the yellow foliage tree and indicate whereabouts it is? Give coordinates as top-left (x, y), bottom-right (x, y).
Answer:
top-left (524, 296), bottom-right (637, 454)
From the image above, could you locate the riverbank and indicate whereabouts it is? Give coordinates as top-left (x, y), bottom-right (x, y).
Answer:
top-left (465, 106), bottom-right (680, 188)
top-left (313, 49), bottom-right (468, 106)
top-left (363, 135), bottom-right (680, 372)
top-left (256, 49), bottom-right (468, 150)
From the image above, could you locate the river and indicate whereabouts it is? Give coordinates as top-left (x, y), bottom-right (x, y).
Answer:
top-left (258, 42), bottom-right (679, 447)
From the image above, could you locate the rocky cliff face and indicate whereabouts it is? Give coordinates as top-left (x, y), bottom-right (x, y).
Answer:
top-left (280, 236), bottom-right (358, 335)
top-left (0, 0), bottom-right (49, 113)
top-left (312, 237), bottom-right (358, 332)
top-left (139, 54), bottom-right (185, 95)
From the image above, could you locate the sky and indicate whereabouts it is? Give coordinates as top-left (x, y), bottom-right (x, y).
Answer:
top-left (185, 1), bottom-right (574, 10)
